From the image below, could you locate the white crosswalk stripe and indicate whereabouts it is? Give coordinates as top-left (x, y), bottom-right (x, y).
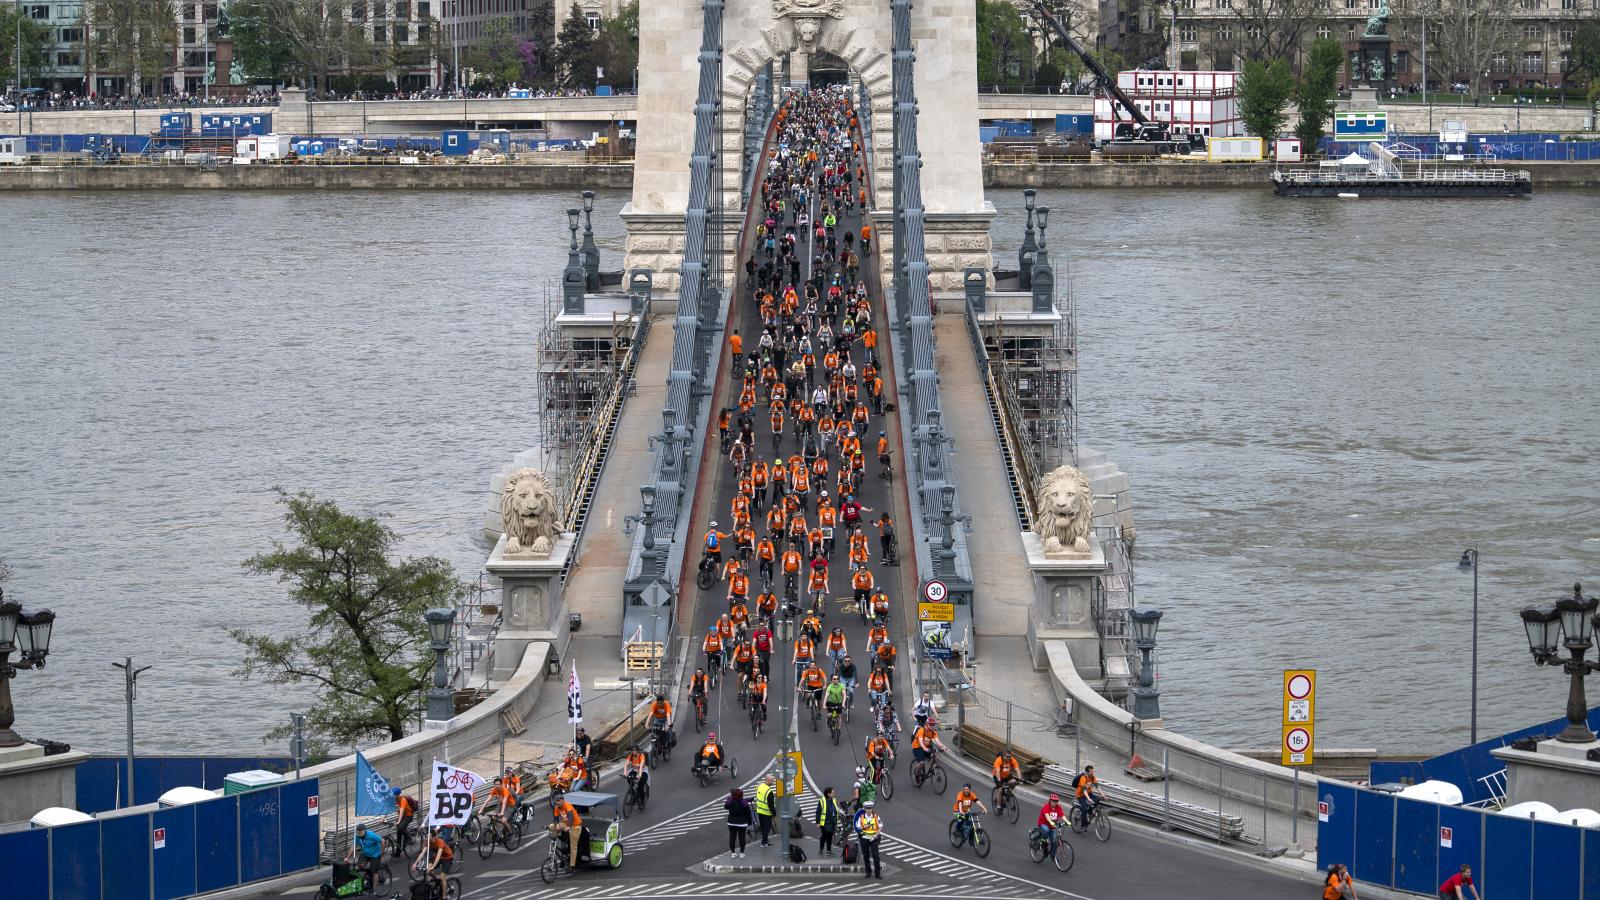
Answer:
top-left (511, 879), bottom-right (1061, 900)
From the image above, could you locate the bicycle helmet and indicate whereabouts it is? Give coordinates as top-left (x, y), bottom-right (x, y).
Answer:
top-left (876, 725), bottom-right (885, 735)
top-left (708, 731), bottom-right (718, 740)
top-left (963, 783), bottom-right (972, 790)
top-left (854, 766), bottom-right (865, 777)
top-left (862, 800), bottom-right (875, 808)
top-left (392, 787), bottom-right (404, 797)
top-left (710, 520), bottom-right (718, 528)
top-left (1049, 793), bottom-right (1061, 802)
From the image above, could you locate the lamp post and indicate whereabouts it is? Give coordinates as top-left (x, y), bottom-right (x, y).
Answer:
top-left (1457, 547), bottom-right (1480, 744)
top-left (580, 190), bottom-right (600, 290)
top-left (111, 657), bottom-right (152, 807)
top-left (1018, 189), bottom-right (1038, 290)
top-left (424, 607), bottom-right (457, 722)
top-left (1130, 607), bottom-right (1162, 720)
top-left (1520, 583), bottom-right (1600, 744)
top-left (563, 207), bottom-right (586, 314)
top-left (775, 615), bottom-right (796, 858)
top-left (0, 594), bottom-right (56, 749)
top-left (1030, 205), bottom-right (1054, 314)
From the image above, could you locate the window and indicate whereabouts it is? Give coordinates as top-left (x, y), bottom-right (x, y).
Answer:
top-left (1344, 0), bottom-right (1358, 9)
top-left (57, 50), bottom-right (79, 67)
top-left (183, 26), bottom-right (196, 44)
top-left (60, 26), bottom-right (81, 42)
top-left (1316, 25), bottom-right (1331, 39)
top-left (1216, 0), bottom-right (1231, 8)
top-left (1346, 24), bottom-right (1357, 39)
top-left (26, 5), bottom-right (48, 19)
top-left (183, 50), bottom-right (203, 66)
top-left (586, 12), bottom-right (600, 29)
top-left (183, 3), bottom-right (195, 19)
top-left (1181, 0), bottom-right (1194, 7)
top-left (418, 22), bottom-right (430, 39)
top-left (1394, 50), bottom-right (1408, 72)
top-left (1523, 50), bottom-right (1542, 72)
top-left (1523, 24), bottom-right (1542, 40)
top-left (418, 0), bottom-right (430, 16)
top-left (1560, 50), bottom-right (1571, 70)
top-left (1216, 23), bottom-right (1233, 40)
top-left (1560, 26), bottom-right (1576, 41)
top-left (1562, 0), bottom-right (1577, 7)
top-left (203, 2), bottom-right (216, 20)
top-left (373, 2), bottom-right (387, 18)
top-left (1246, 24), bottom-right (1262, 39)
top-left (395, 23), bottom-right (408, 41)
top-left (395, 0), bottom-right (410, 16)
top-left (373, 23), bottom-right (386, 41)
top-left (1180, 24), bottom-right (1196, 41)
top-left (352, 1), bottom-right (366, 20)
top-left (1491, 52), bottom-right (1510, 71)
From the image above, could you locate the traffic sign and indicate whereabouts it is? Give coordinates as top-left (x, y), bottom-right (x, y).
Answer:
top-left (918, 602), bottom-right (954, 622)
top-left (774, 750), bottom-right (803, 798)
top-left (1282, 670), bottom-right (1315, 725)
top-left (1282, 724), bottom-right (1314, 766)
top-left (923, 580), bottom-right (948, 603)
top-left (153, 827), bottom-right (166, 849)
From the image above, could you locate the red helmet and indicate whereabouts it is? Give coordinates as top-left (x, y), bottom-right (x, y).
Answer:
top-left (1049, 793), bottom-right (1060, 802)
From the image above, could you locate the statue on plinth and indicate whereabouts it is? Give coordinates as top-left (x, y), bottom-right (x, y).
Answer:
top-left (1035, 465), bottom-right (1094, 557)
top-left (1364, 0), bottom-right (1390, 37)
top-left (500, 468), bottom-right (562, 557)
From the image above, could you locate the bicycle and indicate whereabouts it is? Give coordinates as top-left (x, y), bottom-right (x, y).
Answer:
top-left (1070, 799), bottom-right (1113, 842)
top-left (948, 811), bottom-right (991, 858)
top-left (693, 694), bottom-right (708, 733)
top-left (315, 860), bottom-right (390, 899)
top-left (1028, 825), bottom-right (1076, 872)
top-left (623, 772), bottom-right (649, 817)
top-left (807, 692), bottom-right (822, 732)
top-left (910, 753), bottom-right (948, 794)
top-left (649, 726), bottom-right (673, 765)
top-left (476, 814), bottom-right (521, 859)
top-left (827, 706), bottom-right (843, 745)
top-left (870, 761), bottom-right (895, 801)
top-left (750, 700), bottom-right (767, 739)
top-left (408, 875), bottom-right (461, 900)
top-left (697, 552), bottom-right (718, 590)
top-left (991, 781), bottom-right (1021, 825)
top-left (878, 454), bottom-right (893, 484)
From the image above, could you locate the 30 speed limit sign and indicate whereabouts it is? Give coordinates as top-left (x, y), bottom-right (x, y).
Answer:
top-left (923, 580), bottom-right (947, 603)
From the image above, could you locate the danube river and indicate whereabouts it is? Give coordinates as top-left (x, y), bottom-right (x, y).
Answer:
top-left (2, 188), bottom-right (1595, 755)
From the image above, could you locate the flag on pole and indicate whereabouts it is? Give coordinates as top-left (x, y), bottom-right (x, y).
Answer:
top-left (567, 660), bottom-right (583, 724)
top-left (354, 751), bottom-right (396, 817)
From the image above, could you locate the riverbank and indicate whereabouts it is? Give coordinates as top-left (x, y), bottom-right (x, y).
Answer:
top-left (6, 158), bottom-right (1600, 190)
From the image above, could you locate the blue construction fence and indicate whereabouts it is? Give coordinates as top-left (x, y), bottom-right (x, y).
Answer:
top-left (1319, 133), bottom-right (1600, 161)
top-left (1319, 781), bottom-right (1600, 900)
top-left (1370, 706), bottom-right (1600, 806)
top-left (75, 756), bottom-right (295, 815)
top-left (0, 778), bottom-right (321, 900)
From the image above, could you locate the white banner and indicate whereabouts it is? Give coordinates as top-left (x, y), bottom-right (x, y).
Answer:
top-left (567, 661), bottom-right (583, 724)
top-left (426, 760), bottom-right (485, 827)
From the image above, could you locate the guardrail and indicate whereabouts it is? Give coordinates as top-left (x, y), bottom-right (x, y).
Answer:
top-left (964, 304), bottom-right (1037, 531)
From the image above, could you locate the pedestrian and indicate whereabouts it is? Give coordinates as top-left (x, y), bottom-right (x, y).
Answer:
top-left (755, 775), bottom-right (777, 846)
top-left (853, 799), bottom-right (883, 879)
top-left (815, 786), bottom-right (843, 855)
top-left (1439, 864), bottom-right (1480, 900)
top-left (725, 787), bottom-right (754, 858)
top-left (1323, 863), bottom-right (1357, 899)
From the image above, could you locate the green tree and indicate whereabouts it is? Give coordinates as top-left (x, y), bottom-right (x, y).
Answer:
top-left (230, 0), bottom-right (297, 82)
top-left (1236, 57), bottom-right (1295, 140)
top-left (1293, 37), bottom-right (1343, 151)
top-left (595, 1), bottom-right (638, 87)
top-left (230, 489), bottom-right (467, 745)
top-left (234, 0), bottom-right (372, 95)
top-left (975, 0), bottom-right (1031, 87)
top-left (0, 8), bottom-right (50, 89)
top-left (553, 3), bottom-right (596, 88)
top-left (86, 0), bottom-right (178, 95)
top-left (468, 16), bottom-right (523, 87)
top-left (1568, 22), bottom-right (1600, 89)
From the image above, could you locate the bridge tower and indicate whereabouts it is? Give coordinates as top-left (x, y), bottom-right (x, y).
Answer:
top-left (623, 0), bottom-right (993, 293)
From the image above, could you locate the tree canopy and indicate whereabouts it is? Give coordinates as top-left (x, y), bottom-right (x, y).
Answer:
top-left (230, 489), bottom-right (467, 746)
top-left (1294, 38), bottom-right (1344, 150)
top-left (1237, 57), bottom-right (1296, 139)
top-left (0, 8), bottom-right (50, 89)
top-left (976, 0), bottom-right (1032, 88)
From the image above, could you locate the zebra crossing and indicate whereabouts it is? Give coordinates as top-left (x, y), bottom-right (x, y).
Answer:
top-left (490, 878), bottom-right (1062, 900)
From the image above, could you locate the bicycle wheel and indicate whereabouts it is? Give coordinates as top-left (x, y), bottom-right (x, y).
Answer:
top-left (1094, 810), bottom-right (1111, 842)
top-left (316, 885), bottom-right (334, 900)
top-left (477, 827), bottom-right (496, 859)
top-left (624, 787), bottom-right (638, 818)
top-left (831, 721), bottom-right (840, 745)
top-left (695, 709), bottom-right (704, 733)
top-left (947, 819), bottom-right (964, 848)
top-left (1069, 807), bottom-right (1088, 834)
top-left (461, 816), bottom-right (482, 845)
top-left (911, 764), bottom-right (924, 788)
top-left (1053, 838), bottom-right (1075, 873)
top-left (505, 826), bottom-right (522, 851)
top-left (445, 877), bottom-right (462, 900)
top-left (879, 772), bottom-right (894, 800)
top-left (1028, 831), bottom-right (1045, 863)
top-left (540, 859), bottom-right (558, 884)
top-left (407, 859), bottom-right (425, 883)
top-left (752, 713), bottom-right (763, 740)
top-left (697, 564), bottom-right (715, 591)
top-left (973, 826), bottom-right (991, 859)
top-left (371, 867), bottom-right (391, 898)
top-left (1004, 796), bottom-right (1020, 824)
top-left (928, 764), bottom-right (948, 795)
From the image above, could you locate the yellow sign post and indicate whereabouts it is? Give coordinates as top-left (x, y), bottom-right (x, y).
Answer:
top-left (918, 602), bottom-right (955, 622)
top-left (774, 750), bottom-right (803, 798)
top-left (1281, 670), bottom-right (1316, 766)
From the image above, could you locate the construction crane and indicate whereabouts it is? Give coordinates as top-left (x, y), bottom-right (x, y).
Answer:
top-left (1025, 0), bottom-right (1204, 153)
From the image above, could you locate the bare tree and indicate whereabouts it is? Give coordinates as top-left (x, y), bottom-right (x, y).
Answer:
top-left (1393, 0), bottom-right (1521, 97)
top-left (249, 0), bottom-right (372, 93)
top-left (86, 0), bottom-right (178, 95)
top-left (1227, 0), bottom-right (1327, 64)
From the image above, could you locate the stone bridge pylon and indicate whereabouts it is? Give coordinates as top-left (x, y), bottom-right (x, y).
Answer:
top-left (623, 0), bottom-right (994, 293)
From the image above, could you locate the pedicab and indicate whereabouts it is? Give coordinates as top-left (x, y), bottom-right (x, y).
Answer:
top-left (539, 791), bottom-right (624, 883)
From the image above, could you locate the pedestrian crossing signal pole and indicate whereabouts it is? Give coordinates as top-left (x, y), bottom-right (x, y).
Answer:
top-left (777, 616), bottom-right (795, 857)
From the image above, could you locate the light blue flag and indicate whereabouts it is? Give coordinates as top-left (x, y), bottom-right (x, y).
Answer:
top-left (355, 751), bottom-right (396, 817)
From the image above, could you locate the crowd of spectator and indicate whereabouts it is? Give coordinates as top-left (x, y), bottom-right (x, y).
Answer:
top-left (11, 85), bottom-right (636, 111)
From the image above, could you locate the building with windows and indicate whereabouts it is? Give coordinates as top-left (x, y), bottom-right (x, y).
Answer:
top-left (19, 2), bottom-right (86, 94)
top-left (1100, 0), bottom-right (1600, 92)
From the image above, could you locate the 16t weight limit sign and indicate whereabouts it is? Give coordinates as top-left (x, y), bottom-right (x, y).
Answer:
top-left (1281, 669), bottom-right (1316, 766)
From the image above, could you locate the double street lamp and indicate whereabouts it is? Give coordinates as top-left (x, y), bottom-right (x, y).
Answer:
top-left (0, 592), bottom-right (57, 748)
top-left (1520, 583), bottom-right (1600, 744)
top-left (424, 607), bottom-right (457, 722)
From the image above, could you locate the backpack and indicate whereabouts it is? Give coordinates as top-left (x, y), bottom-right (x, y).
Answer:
top-left (1072, 773), bottom-right (1086, 791)
top-left (789, 816), bottom-right (805, 839)
top-left (410, 882), bottom-right (434, 900)
top-left (788, 843), bottom-right (808, 863)
top-left (841, 839), bottom-right (857, 864)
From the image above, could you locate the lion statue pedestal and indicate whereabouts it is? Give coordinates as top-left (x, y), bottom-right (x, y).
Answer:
top-left (485, 468), bottom-right (575, 684)
top-left (1024, 465), bottom-right (1109, 681)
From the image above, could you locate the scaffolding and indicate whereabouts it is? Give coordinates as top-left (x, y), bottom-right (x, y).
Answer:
top-left (980, 282), bottom-right (1077, 479)
top-left (534, 289), bottom-right (639, 525)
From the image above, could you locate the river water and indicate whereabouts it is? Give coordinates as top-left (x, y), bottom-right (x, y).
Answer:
top-left (2, 187), bottom-right (1595, 755)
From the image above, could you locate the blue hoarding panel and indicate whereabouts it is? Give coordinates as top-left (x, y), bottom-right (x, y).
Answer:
top-left (51, 820), bottom-right (102, 900)
top-left (1532, 821), bottom-right (1580, 900)
top-left (101, 813), bottom-right (151, 900)
top-left (76, 758), bottom-right (123, 814)
top-left (1484, 814), bottom-right (1532, 900)
top-left (1393, 798), bottom-right (1438, 894)
top-left (194, 795), bottom-right (239, 893)
top-left (1352, 789), bottom-right (1395, 887)
top-left (278, 779), bottom-right (321, 872)
top-left (152, 806), bottom-right (197, 900)
top-left (1438, 805), bottom-right (1484, 891)
top-left (1585, 829), bottom-right (1600, 900)
top-left (238, 787), bottom-right (283, 883)
top-left (0, 829), bottom-right (50, 900)
top-left (138, 758), bottom-right (204, 804)
top-left (1316, 782), bottom-right (1357, 873)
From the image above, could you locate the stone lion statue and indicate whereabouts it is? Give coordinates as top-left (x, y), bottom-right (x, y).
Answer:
top-left (1035, 465), bottom-right (1094, 556)
top-left (501, 468), bottom-right (561, 557)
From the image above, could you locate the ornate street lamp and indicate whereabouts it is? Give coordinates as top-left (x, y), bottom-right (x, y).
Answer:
top-left (1520, 583), bottom-right (1600, 743)
top-left (1457, 547), bottom-right (1480, 743)
top-left (1030, 205), bottom-right (1054, 314)
top-left (1018, 189), bottom-right (1038, 289)
top-left (0, 594), bottom-right (57, 748)
top-left (563, 207), bottom-right (586, 314)
top-left (424, 607), bottom-right (457, 722)
top-left (580, 190), bottom-right (600, 289)
top-left (1130, 607), bottom-right (1162, 720)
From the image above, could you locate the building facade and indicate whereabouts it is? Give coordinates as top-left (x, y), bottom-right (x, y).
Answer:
top-left (1100, 0), bottom-right (1600, 92)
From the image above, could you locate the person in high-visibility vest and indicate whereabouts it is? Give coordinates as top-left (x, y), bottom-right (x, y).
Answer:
top-left (854, 800), bottom-right (883, 878)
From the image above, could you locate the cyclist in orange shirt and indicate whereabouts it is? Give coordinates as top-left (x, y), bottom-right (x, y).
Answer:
top-left (766, 504), bottom-right (787, 539)
top-left (756, 588), bottom-right (779, 619)
top-left (793, 633), bottom-right (817, 684)
top-left (727, 567), bottom-right (750, 604)
top-left (849, 531), bottom-right (871, 570)
top-left (751, 459), bottom-right (770, 508)
top-left (852, 567), bottom-right (875, 608)
top-left (756, 536), bottom-right (777, 584)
